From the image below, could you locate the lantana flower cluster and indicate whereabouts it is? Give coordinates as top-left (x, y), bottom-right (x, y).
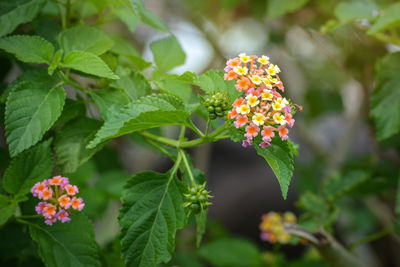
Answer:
top-left (259, 211), bottom-right (297, 244)
top-left (31, 176), bottom-right (84, 225)
top-left (224, 53), bottom-right (300, 147)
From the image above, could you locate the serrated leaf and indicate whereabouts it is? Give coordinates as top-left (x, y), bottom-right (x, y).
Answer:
top-left (119, 170), bottom-right (187, 267)
top-left (0, 35), bottom-right (54, 64)
top-left (154, 75), bottom-right (198, 108)
top-left (368, 2), bottom-right (400, 35)
top-left (196, 209), bottom-right (207, 247)
top-left (58, 25), bottom-right (114, 56)
top-left (62, 51), bottom-right (119, 79)
top-left (370, 52), bottom-right (400, 140)
top-left (4, 81), bottom-right (64, 153)
top-left (89, 88), bottom-right (131, 121)
top-left (227, 124), bottom-right (245, 142)
top-left (150, 36), bottom-right (185, 72)
top-left (55, 118), bottom-right (103, 173)
top-left (113, 6), bottom-right (140, 32)
top-left (267, 0), bottom-right (309, 19)
top-left (197, 237), bottom-right (262, 267)
top-left (0, 0), bottom-right (45, 37)
top-left (255, 139), bottom-right (294, 199)
top-left (287, 138), bottom-right (299, 156)
top-left (194, 70), bottom-right (240, 104)
top-left (54, 99), bottom-right (86, 126)
top-left (0, 195), bottom-right (17, 227)
top-left (5, 81), bottom-right (65, 157)
top-left (334, 0), bottom-right (377, 23)
top-left (110, 71), bottom-right (151, 100)
top-left (323, 170), bottom-right (369, 202)
top-left (29, 213), bottom-right (101, 267)
top-left (130, 0), bottom-right (169, 32)
top-left (87, 94), bottom-right (190, 148)
top-left (297, 191), bottom-right (326, 215)
top-left (2, 139), bottom-right (53, 198)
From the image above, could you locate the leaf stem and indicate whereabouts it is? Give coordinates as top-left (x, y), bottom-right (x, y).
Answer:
top-left (188, 120), bottom-right (205, 137)
top-left (179, 149), bottom-right (196, 186)
top-left (138, 123), bottom-right (229, 149)
top-left (58, 70), bottom-right (90, 94)
top-left (205, 118), bottom-right (211, 136)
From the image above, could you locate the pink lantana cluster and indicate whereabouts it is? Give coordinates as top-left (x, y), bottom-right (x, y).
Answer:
top-left (31, 176), bottom-right (84, 225)
top-left (224, 53), bottom-right (300, 147)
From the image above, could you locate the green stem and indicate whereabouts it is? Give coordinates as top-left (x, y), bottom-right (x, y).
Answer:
top-left (58, 70), bottom-right (90, 94)
top-left (138, 123), bottom-right (230, 149)
top-left (188, 120), bottom-right (205, 137)
top-left (179, 149), bottom-right (196, 186)
top-left (205, 118), bottom-right (211, 136)
top-left (349, 224), bottom-right (394, 252)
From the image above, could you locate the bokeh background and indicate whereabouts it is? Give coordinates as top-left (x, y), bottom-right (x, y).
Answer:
top-left (1, 0), bottom-right (399, 266)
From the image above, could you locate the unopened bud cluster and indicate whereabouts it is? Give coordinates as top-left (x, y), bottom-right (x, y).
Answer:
top-left (203, 91), bottom-right (230, 120)
top-left (184, 183), bottom-right (212, 214)
top-left (259, 211), bottom-right (297, 244)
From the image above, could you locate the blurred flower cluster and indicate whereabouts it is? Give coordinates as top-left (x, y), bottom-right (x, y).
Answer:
top-left (259, 211), bottom-right (297, 244)
top-left (31, 176), bottom-right (84, 225)
top-left (224, 54), bottom-right (300, 147)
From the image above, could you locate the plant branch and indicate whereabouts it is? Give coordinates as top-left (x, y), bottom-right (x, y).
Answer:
top-left (58, 70), bottom-right (90, 94)
top-left (179, 149), bottom-right (196, 186)
top-left (349, 224), bottom-right (394, 252)
top-left (284, 224), bottom-right (367, 267)
top-left (138, 123), bottom-right (230, 149)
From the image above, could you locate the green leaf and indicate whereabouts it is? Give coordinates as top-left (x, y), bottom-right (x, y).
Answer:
top-left (2, 139), bottom-right (53, 198)
top-left (130, 0), bottom-right (169, 32)
top-left (196, 210), bottom-right (207, 247)
top-left (110, 36), bottom-right (140, 57)
top-left (5, 81), bottom-right (65, 157)
top-left (54, 98), bottom-right (86, 126)
top-left (29, 213), bottom-right (101, 267)
top-left (150, 36), bottom-right (186, 72)
top-left (0, 147), bottom-right (10, 171)
top-left (0, 35), bottom-right (54, 64)
top-left (368, 2), bottom-right (400, 35)
top-left (89, 88), bottom-right (131, 121)
top-left (58, 25), bottom-right (114, 56)
top-left (334, 0), bottom-right (378, 23)
top-left (119, 170), bottom-right (187, 267)
top-left (323, 170), bottom-right (369, 202)
top-left (255, 139), bottom-right (294, 199)
top-left (197, 237), bottom-right (262, 267)
top-left (153, 73), bottom-right (198, 107)
top-left (48, 49), bottom-right (63, 75)
top-left (62, 51), bottom-right (119, 79)
top-left (87, 94), bottom-right (190, 148)
top-left (113, 6), bottom-right (140, 32)
top-left (370, 52), bottom-right (400, 140)
top-left (55, 118), bottom-right (103, 174)
top-left (267, 0), bottom-right (309, 19)
top-left (287, 138), bottom-right (299, 156)
top-left (110, 71), bottom-right (151, 100)
top-left (194, 70), bottom-right (240, 104)
top-left (0, 195), bottom-right (17, 227)
top-left (0, 0), bottom-right (45, 37)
